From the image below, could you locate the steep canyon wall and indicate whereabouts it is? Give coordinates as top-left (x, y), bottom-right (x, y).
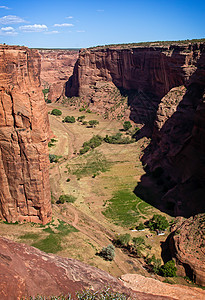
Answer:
top-left (39, 49), bottom-right (79, 102)
top-left (0, 45), bottom-right (52, 224)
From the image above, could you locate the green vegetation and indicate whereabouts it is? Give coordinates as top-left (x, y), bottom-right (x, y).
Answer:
top-left (32, 220), bottom-right (78, 254)
top-left (51, 109), bottom-right (62, 116)
top-left (49, 154), bottom-right (61, 163)
top-left (63, 116), bottom-right (76, 123)
top-left (67, 150), bottom-right (110, 178)
top-left (88, 120), bottom-right (99, 127)
top-left (99, 244), bottom-right (115, 261)
top-left (160, 260), bottom-right (177, 277)
top-left (79, 107), bottom-right (86, 112)
top-left (114, 233), bottom-right (131, 247)
top-left (123, 121), bottom-right (132, 131)
top-left (136, 222), bottom-right (145, 230)
top-left (48, 138), bottom-right (58, 147)
top-left (23, 287), bottom-right (127, 300)
top-left (19, 233), bottom-right (40, 240)
top-left (79, 135), bottom-right (103, 155)
top-left (103, 189), bottom-right (142, 227)
top-left (86, 109), bottom-right (91, 113)
top-left (148, 214), bottom-right (169, 231)
top-left (104, 132), bottom-right (135, 144)
top-left (57, 194), bottom-right (77, 204)
top-left (77, 115), bottom-right (85, 122)
top-left (145, 254), bottom-right (162, 274)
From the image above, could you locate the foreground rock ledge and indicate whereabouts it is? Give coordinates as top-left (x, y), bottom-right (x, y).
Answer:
top-left (0, 237), bottom-right (171, 300)
top-left (0, 45), bottom-right (52, 224)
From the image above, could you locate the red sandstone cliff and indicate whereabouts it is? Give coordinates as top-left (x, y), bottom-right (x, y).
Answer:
top-left (67, 44), bottom-right (201, 124)
top-left (39, 49), bottom-right (79, 102)
top-left (0, 45), bottom-right (52, 224)
top-left (169, 214), bottom-right (205, 287)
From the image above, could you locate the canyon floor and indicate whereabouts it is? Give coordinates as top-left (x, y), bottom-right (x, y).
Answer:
top-left (0, 103), bottom-right (201, 289)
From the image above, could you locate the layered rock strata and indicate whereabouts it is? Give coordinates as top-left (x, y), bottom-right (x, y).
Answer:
top-left (0, 45), bottom-right (52, 224)
top-left (39, 49), bottom-right (79, 102)
top-left (67, 44), bottom-right (201, 125)
top-left (169, 214), bottom-right (205, 287)
top-left (0, 237), bottom-right (171, 300)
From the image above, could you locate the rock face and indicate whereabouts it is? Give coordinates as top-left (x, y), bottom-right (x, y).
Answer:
top-left (67, 44), bottom-right (200, 125)
top-left (0, 237), bottom-right (171, 300)
top-left (140, 43), bottom-right (205, 217)
top-left (169, 214), bottom-right (205, 287)
top-left (39, 49), bottom-right (79, 102)
top-left (0, 45), bottom-right (52, 224)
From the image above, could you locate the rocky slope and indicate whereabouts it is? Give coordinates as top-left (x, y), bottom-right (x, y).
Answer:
top-left (66, 43), bottom-right (201, 126)
top-left (169, 214), bottom-right (205, 287)
top-left (0, 45), bottom-right (52, 224)
top-left (39, 49), bottom-right (79, 102)
top-left (0, 236), bottom-right (171, 300)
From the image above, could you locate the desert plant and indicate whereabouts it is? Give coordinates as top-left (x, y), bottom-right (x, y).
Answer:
top-left (136, 222), bottom-right (145, 230)
top-left (148, 214), bottom-right (169, 231)
top-left (77, 115), bottom-right (85, 122)
top-left (57, 194), bottom-right (76, 204)
top-left (99, 244), bottom-right (115, 261)
top-left (115, 234), bottom-right (131, 247)
top-left (88, 120), bottom-right (99, 127)
top-left (51, 109), bottom-right (62, 116)
top-left (160, 260), bottom-right (177, 277)
top-left (123, 121), bottom-right (132, 131)
top-left (63, 116), bottom-right (75, 123)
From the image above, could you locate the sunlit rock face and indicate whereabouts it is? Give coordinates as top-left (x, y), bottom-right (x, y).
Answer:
top-left (0, 45), bottom-right (52, 224)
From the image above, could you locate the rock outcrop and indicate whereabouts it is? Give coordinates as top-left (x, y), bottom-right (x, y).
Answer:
top-left (0, 45), bottom-right (52, 224)
top-left (67, 43), bottom-right (201, 125)
top-left (39, 49), bottom-right (79, 102)
top-left (140, 43), bottom-right (205, 217)
top-left (0, 236), bottom-right (171, 300)
top-left (169, 214), bottom-right (205, 287)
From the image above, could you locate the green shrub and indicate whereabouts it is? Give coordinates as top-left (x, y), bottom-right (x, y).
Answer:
top-left (79, 145), bottom-right (90, 155)
top-left (148, 214), bottom-right (169, 231)
top-left (82, 121), bottom-right (88, 125)
top-left (51, 109), bottom-right (62, 116)
top-left (63, 116), bottom-right (75, 123)
top-left (88, 120), bottom-right (99, 127)
top-left (104, 132), bottom-right (134, 144)
top-left (123, 121), bottom-right (132, 131)
top-left (136, 222), bottom-right (145, 230)
top-left (57, 194), bottom-right (76, 204)
top-left (115, 234), bottom-right (131, 247)
top-left (132, 236), bottom-right (145, 247)
top-left (86, 109), bottom-right (91, 113)
top-left (160, 260), bottom-right (177, 277)
top-left (79, 107), bottom-right (86, 112)
top-left (66, 178), bottom-right (71, 182)
top-left (49, 154), bottom-right (58, 163)
top-left (77, 115), bottom-right (85, 122)
top-left (47, 99), bottom-right (52, 103)
top-left (99, 244), bottom-right (115, 261)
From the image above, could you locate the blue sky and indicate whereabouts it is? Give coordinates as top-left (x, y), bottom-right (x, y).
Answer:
top-left (0, 0), bottom-right (204, 48)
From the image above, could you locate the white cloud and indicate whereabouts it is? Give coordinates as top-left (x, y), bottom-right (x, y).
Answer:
top-left (0, 6), bottom-right (10, 9)
top-left (1, 26), bottom-right (14, 31)
top-left (0, 15), bottom-right (25, 24)
top-left (44, 30), bottom-right (59, 35)
top-left (76, 30), bottom-right (85, 33)
top-left (54, 23), bottom-right (74, 27)
top-left (66, 16), bottom-right (73, 19)
top-left (19, 24), bottom-right (48, 32)
top-left (4, 31), bottom-right (18, 35)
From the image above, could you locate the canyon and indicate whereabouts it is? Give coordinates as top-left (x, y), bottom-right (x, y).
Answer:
top-left (0, 40), bottom-right (205, 297)
top-left (0, 45), bottom-right (52, 224)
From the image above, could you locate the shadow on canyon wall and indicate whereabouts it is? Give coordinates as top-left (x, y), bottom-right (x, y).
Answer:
top-left (134, 51), bottom-right (205, 218)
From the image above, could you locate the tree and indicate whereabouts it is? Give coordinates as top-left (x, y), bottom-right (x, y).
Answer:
top-left (115, 234), bottom-right (131, 247)
top-left (148, 214), bottom-right (169, 231)
top-left (123, 121), bottom-right (132, 131)
top-left (136, 222), bottom-right (145, 230)
top-left (51, 109), bottom-right (62, 116)
top-left (88, 120), bottom-right (99, 127)
top-left (160, 260), bottom-right (177, 277)
top-left (77, 115), bottom-right (85, 122)
top-left (63, 116), bottom-right (75, 123)
top-left (100, 244), bottom-right (115, 261)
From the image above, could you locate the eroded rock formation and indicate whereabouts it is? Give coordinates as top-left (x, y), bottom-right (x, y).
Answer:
top-left (0, 236), bottom-right (170, 300)
top-left (0, 45), bottom-right (52, 224)
top-left (169, 214), bottom-right (205, 287)
top-left (67, 44), bottom-right (201, 126)
top-left (39, 49), bottom-right (79, 102)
